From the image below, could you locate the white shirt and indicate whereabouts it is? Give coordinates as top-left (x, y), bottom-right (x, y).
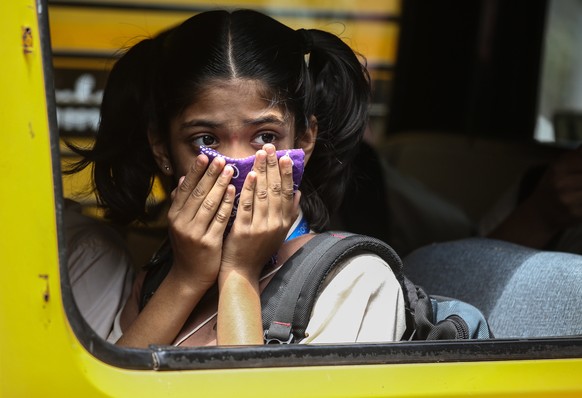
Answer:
top-left (301, 253), bottom-right (406, 344)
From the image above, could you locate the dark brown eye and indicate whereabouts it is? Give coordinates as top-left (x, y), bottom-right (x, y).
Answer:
top-left (202, 135), bottom-right (215, 145)
top-left (192, 134), bottom-right (218, 147)
top-left (254, 133), bottom-right (276, 145)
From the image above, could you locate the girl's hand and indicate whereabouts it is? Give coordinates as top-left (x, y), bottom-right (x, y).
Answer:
top-left (117, 156), bottom-right (235, 348)
top-left (167, 154), bottom-right (236, 288)
top-left (216, 144), bottom-right (300, 345)
top-left (220, 144), bottom-right (300, 280)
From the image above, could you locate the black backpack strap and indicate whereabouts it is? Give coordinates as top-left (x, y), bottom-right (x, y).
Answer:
top-left (261, 231), bottom-right (408, 344)
top-left (139, 239), bottom-right (173, 311)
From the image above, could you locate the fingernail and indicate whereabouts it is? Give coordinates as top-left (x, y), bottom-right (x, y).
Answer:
top-left (256, 149), bottom-right (267, 159)
top-left (265, 145), bottom-right (275, 155)
top-left (222, 165), bottom-right (233, 176)
top-left (214, 156), bottom-right (226, 165)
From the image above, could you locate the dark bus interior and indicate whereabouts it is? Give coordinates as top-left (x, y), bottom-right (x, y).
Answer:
top-left (336, 0), bottom-right (580, 256)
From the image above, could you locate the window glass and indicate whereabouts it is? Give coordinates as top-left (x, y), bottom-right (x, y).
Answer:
top-left (536, 0), bottom-right (582, 144)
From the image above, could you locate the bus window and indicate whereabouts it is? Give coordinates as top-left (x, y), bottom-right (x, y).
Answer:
top-left (6, 1), bottom-right (582, 396)
top-left (47, 0), bottom-right (582, 379)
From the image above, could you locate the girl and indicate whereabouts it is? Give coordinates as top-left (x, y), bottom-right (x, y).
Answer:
top-left (72, 9), bottom-right (406, 347)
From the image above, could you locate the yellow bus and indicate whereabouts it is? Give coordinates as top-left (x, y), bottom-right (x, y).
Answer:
top-left (2, 0), bottom-right (582, 397)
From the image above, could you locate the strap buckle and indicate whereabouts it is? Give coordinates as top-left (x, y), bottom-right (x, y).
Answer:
top-left (263, 321), bottom-right (295, 344)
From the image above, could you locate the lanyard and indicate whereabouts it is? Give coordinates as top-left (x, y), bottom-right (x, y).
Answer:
top-left (286, 217), bottom-right (310, 241)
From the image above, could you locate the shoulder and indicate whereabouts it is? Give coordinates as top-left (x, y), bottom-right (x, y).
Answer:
top-left (320, 254), bottom-right (402, 304)
top-left (63, 201), bottom-right (132, 281)
top-left (302, 252), bottom-right (407, 344)
top-left (64, 202), bottom-right (129, 259)
top-left (320, 252), bottom-right (401, 293)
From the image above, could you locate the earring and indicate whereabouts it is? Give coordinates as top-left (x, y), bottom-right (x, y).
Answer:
top-left (163, 164), bottom-right (171, 173)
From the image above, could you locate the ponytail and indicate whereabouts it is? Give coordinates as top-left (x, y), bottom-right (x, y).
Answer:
top-left (66, 37), bottom-right (161, 224)
top-left (298, 29), bottom-right (371, 231)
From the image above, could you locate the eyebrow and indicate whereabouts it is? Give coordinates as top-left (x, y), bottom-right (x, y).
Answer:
top-left (242, 115), bottom-right (286, 126)
top-left (180, 115), bottom-right (286, 130)
top-left (180, 120), bottom-right (222, 130)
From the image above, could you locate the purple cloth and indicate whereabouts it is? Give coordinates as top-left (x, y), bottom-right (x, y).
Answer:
top-left (199, 146), bottom-right (305, 231)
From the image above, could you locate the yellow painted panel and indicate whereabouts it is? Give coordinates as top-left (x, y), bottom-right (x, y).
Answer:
top-left (53, 56), bottom-right (117, 70)
top-left (4, 1), bottom-right (582, 397)
top-left (48, 5), bottom-right (399, 64)
top-left (0, 0), bottom-right (71, 395)
top-left (59, 0), bottom-right (401, 15)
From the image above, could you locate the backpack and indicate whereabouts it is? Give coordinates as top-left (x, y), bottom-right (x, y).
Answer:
top-left (261, 232), bottom-right (492, 344)
top-left (140, 232), bottom-right (493, 343)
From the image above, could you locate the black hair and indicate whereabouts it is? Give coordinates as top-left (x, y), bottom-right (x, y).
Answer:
top-left (68, 9), bottom-right (371, 230)
top-left (66, 37), bottom-right (160, 224)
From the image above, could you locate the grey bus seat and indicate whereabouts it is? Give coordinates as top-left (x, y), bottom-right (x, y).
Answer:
top-left (403, 238), bottom-right (582, 338)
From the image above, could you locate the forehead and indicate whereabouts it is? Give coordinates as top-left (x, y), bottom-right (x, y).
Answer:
top-left (182, 78), bottom-right (290, 123)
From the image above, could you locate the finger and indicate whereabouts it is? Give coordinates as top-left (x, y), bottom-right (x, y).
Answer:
top-left (207, 184), bottom-right (236, 236)
top-left (293, 190), bottom-right (302, 218)
top-left (279, 154), bottom-right (296, 220)
top-left (190, 164), bottom-right (234, 230)
top-left (170, 176), bottom-right (186, 201)
top-left (171, 155), bottom-right (209, 211)
top-left (264, 144), bottom-right (283, 208)
top-left (252, 149), bottom-right (269, 220)
top-left (179, 156), bottom-right (226, 218)
top-left (235, 170), bottom-right (257, 227)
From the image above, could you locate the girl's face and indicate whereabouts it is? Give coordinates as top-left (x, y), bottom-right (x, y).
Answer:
top-left (150, 78), bottom-right (316, 180)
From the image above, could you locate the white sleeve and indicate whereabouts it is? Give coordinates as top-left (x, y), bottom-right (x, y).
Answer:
top-left (107, 309), bottom-right (124, 343)
top-left (299, 254), bottom-right (406, 344)
top-left (69, 241), bottom-right (134, 340)
top-left (65, 208), bottom-right (134, 340)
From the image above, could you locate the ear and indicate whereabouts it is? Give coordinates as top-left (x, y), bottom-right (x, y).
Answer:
top-left (298, 115), bottom-right (318, 165)
top-left (147, 129), bottom-right (173, 176)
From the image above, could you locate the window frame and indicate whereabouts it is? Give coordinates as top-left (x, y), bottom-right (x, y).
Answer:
top-left (47, 0), bottom-right (582, 373)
